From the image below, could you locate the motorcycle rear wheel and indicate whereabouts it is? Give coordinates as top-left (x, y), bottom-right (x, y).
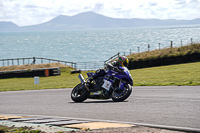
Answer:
top-left (111, 84), bottom-right (132, 102)
top-left (71, 83), bottom-right (87, 102)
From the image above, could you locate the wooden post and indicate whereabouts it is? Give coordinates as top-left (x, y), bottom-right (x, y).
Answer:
top-left (170, 41), bottom-right (173, 48)
top-left (148, 44), bottom-right (150, 51)
top-left (191, 38), bottom-right (193, 44)
top-left (181, 40), bottom-right (182, 46)
top-left (159, 43), bottom-right (160, 50)
top-left (138, 47), bottom-right (140, 53)
top-left (130, 49), bottom-right (131, 54)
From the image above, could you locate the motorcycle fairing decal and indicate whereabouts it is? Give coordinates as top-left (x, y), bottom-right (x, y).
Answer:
top-left (90, 91), bottom-right (102, 95)
top-left (102, 79), bottom-right (112, 91)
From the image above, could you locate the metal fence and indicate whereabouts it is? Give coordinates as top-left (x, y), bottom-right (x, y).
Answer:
top-left (75, 61), bottom-right (104, 71)
top-left (0, 53), bottom-right (120, 71)
top-left (75, 52), bottom-right (120, 70)
top-left (0, 57), bottom-right (76, 69)
top-left (121, 38), bottom-right (198, 56)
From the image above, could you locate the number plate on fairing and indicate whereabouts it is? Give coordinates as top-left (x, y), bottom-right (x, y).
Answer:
top-left (102, 79), bottom-right (112, 91)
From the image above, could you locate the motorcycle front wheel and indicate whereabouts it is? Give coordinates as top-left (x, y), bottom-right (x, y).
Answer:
top-left (111, 84), bottom-right (132, 102)
top-left (71, 83), bottom-right (87, 102)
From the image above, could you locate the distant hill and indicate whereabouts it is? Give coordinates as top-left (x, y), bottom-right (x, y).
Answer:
top-left (1, 11), bottom-right (200, 31)
top-left (0, 21), bottom-right (19, 31)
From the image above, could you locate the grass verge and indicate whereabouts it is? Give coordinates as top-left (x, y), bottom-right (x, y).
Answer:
top-left (0, 125), bottom-right (42, 133)
top-left (0, 62), bottom-right (199, 92)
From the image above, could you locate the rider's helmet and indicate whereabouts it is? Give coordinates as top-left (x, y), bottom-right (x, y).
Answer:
top-left (117, 56), bottom-right (129, 67)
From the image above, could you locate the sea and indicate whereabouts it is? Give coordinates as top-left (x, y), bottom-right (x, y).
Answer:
top-left (0, 25), bottom-right (200, 63)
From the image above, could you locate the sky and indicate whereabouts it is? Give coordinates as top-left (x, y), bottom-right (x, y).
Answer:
top-left (0, 0), bottom-right (200, 26)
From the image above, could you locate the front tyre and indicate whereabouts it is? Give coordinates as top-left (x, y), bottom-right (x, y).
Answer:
top-left (71, 83), bottom-right (87, 102)
top-left (111, 84), bottom-right (132, 102)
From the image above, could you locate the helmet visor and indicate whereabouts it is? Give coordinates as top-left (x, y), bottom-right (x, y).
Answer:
top-left (122, 59), bottom-right (129, 67)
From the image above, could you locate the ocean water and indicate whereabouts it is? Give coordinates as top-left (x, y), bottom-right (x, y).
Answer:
top-left (0, 25), bottom-right (200, 63)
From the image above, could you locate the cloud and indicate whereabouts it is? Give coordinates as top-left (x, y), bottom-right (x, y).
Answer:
top-left (0, 0), bottom-right (200, 26)
top-left (93, 3), bottom-right (104, 11)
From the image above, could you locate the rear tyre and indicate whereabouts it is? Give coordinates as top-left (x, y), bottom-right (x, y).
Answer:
top-left (111, 84), bottom-right (132, 102)
top-left (71, 83), bottom-right (87, 102)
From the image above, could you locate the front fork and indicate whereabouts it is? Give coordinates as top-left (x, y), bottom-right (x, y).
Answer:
top-left (78, 74), bottom-right (90, 91)
top-left (112, 79), bottom-right (125, 91)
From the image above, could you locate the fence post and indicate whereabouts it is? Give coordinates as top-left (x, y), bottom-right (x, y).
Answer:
top-left (148, 44), bottom-right (150, 51)
top-left (170, 41), bottom-right (173, 48)
top-left (181, 40), bottom-right (182, 46)
top-left (191, 38), bottom-right (193, 44)
top-left (138, 47), bottom-right (140, 53)
top-left (159, 43), bottom-right (160, 50)
top-left (130, 49), bottom-right (131, 54)
top-left (73, 63), bottom-right (76, 69)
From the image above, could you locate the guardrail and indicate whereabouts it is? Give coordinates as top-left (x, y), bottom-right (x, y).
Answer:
top-left (0, 53), bottom-right (121, 71)
top-left (0, 57), bottom-right (76, 68)
top-left (75, 53), bottom-right (120, 70)
top-left (75, 61), bottom-right (104, 71)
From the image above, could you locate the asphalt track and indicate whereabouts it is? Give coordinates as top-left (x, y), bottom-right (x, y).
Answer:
top-left (0, 86), bottom-right (200, 130)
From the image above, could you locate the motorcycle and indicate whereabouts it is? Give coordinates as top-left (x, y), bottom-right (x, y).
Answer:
top-left (71, 66), bottom-right (133, 102)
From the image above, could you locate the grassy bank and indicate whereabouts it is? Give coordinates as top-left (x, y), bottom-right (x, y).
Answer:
top-left (127, 43), bottom-right (200, 61)
top-left (0, 63), bottom-right (70, 71)
top-left (0, 62), bottom-right (199, 91)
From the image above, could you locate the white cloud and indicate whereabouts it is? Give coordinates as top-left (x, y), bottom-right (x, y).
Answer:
top-left (0, 0), bottom-right (200, 26)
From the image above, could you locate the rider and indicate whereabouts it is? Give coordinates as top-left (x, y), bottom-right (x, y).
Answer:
top-left (89, 56), bottom-right (129, 81)
top-left (107, 56), bottom-right (129, 71)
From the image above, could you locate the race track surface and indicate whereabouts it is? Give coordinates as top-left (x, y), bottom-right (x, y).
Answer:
top-left (0, 86), bottom-right (199, 129)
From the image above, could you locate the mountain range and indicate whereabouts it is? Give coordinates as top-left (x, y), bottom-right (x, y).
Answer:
top-left (1, 11), bottom-right (200, 32)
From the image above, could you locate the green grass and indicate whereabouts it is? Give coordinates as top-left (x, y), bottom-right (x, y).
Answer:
top-left (130, 62), bottom-right (200, 86)
top-left (0, 67), bottom-right (91, 91)
top-left (0, 62), bottom-right (200, 91)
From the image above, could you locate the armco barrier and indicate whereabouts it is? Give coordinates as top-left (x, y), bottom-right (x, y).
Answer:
top-left (0, 68), bottom-right (60, 78)
top-left (128, 53), bottom-right (200, 69)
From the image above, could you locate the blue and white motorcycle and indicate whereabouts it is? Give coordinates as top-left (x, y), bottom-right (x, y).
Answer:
top-left (71, 66), bottom-right (133, 102)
